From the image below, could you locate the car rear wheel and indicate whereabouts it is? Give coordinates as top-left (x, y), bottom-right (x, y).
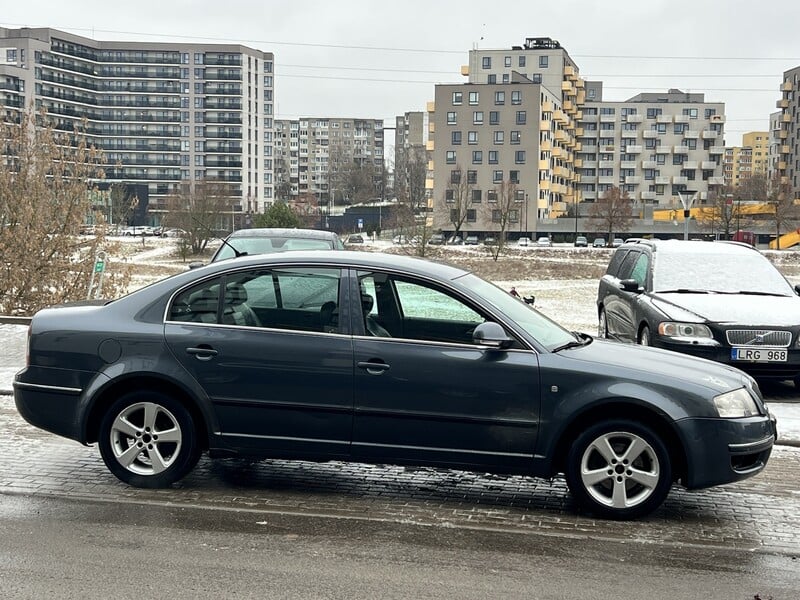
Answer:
top-left (565, 419), bottom-right (672, 519)
top-left (598, 308), bottom-right (608, 338)
top-left (638, 325), bottom-right (651, 346)
top-left (98, 391), bottom-right (200, 488)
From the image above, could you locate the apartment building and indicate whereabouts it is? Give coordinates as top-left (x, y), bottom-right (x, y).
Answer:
top-left (0, 27), bottom-right (274, 225)
top-left (775, 66), bottom-right (799, 198)
top-left (394, 111), bottom-right (430, 207)
top-left (429, 37), bottom-right (584, 235)
top-left (274, 117), bottom-right (384, 203)
top-left (722, 131), bottom-right (769, 189)
top-left (576, 89), bottom-right (725, 208)
top-left (768, 110), bottom-right (783, 180)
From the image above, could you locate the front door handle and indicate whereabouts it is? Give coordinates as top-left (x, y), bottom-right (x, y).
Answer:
top-left (357, 361), bottom-right (390, 375)
top-left (186, 346), bottom-right (218, 361)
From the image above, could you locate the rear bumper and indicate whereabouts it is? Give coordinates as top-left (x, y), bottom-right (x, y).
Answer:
top-left (13, 370), bottom-right (86, 443)
top-left (675, 413), bottom-right (776, 489)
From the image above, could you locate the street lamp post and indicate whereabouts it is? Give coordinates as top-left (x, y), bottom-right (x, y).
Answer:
top-left (677, 190), bottom-right (698, 241)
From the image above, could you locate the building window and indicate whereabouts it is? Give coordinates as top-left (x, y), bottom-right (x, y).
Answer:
top-left (510, 170), bottom-right (520, 184)
top-left (519, 55), bottom-right (526, 67)
top-left (447, 111), bottom-right (457, 125)
top-left (473, 111), bottom-right (484, 125)
top-left (466, 209), bottom-right (477, 222)
top-left (510, 131), bottom-right (521, 144)
top-left (495, 91), bottom-right (505, 105)
top-left (445, 189), bottom-right (454, 203)
top-left (487, 190), bottom-right (498, 203)
top-left (511, 90), bottom-right (522, 105)
top-left (516, 111), bottom-right (527, 125)
top-left (452, 131), bottom-right (462, 145)
top-left (532, 73), bottom-right (542, 83)
top-left (504, 56), bottom-right (512, 67)
top-left (494, 131), bottom-right (504, 144)
top-left (451, 170), bottom-right (461, 184)
top-left (6, 49), bottom-right (17, 62)
top-left (471, 190), bottom-right (482, 203)
top-left (646, 108), bottom-right (662, 119)
top-left (704, 108), bottom-right (717, 119)
top-left (468, 91), bottom-right (479, 105)
top-left (482, 56), bottom-right (491, 69)
top-left (194, 53), bottom-right (204, 64)
top-left (472, 150), bottom-right (483, 164)
top-left (539, 55), bottom-right (548, 68)
top-left (452, 91), bottom-right (463, 105)
top-left (515, 151), bottom-right (526, 164)
top-left (446, 150), bottom-right (456, 164)
top-left (488, 151), bottom-right (499, 164)
top-left (683, 108), bottom-right (698, 119)
top-left (467, 170), bottom-right (478, 184)
top-left (468, 131), bottom-right (478, 145)
top-left (489, 111), bottom-right (500, 125)
top-left (502, 73), bottom-right (510, 84)
top-left (493, 170), bottom-right (503, 183)
top-left (488, 74), bottom-right (496, 84)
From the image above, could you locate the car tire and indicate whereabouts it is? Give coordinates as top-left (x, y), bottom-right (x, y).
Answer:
top-left (638, 325), bottom-right (651, 346)
top-left (598, 308), bottom-right (608, 338)
top-left (98, 391), bottom-right (201, 488)
top-left (565, 419), bottom-right (672, 520)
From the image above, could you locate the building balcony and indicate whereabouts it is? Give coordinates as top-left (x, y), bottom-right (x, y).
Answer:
top-left (599, 114), bottom-right (616, 123)
top-left (683, 161), bottom-right (699, 169)
top-left (673, 114), bottom-right (690, 124)
top-left (655, 176), bottom-right (671, 185)
top-left (426, 101), bottom-right (435, 112)
top-left (777, 99), bottom-right (789, 109)
top-left (621, 161), bottom-right (637, 169)
top-left (641, 191), bottom-right (657, 200)
top-left (625, 114), bottom-right (643, 123)
top-left (779, 161), bottom-right (788, 170)
top-left (643, 130), bottom-right (659, 139)
top-left (599, 176), bottom-right (615, 184)
top-left (709, 146), bottom-right (724, 155)
top-left (626, 145), bottom-right (643, 153)
top-left (781, 144), bottom-right (791, 154)
top-left (779, 129), bottom-right (789, 139)
top-left (672, 176), bottom-right (688, 184)
top-left (581, 160), bottom-right (597, 169)
top-left (580, 175), bottom-right (596, 184)
top-left (542, 100), bottom-right (554, 112)
top-left (701, 161), bottom-right (717, 169)
top-left (656, 114), bottom-right (673, 123)
top-left (625, 176), bottom-right (642, 185)
top-left (709, 176), bottom-right (725, 185)
top-left (539, 159), bottom-right (551, 170)
top-left (641, 160), bottom-right (657, 169)
top-left (674, 145), bottom-right (690, 154)
top-left (683, 130), bottom-right (700, 139)
top-left (581, 112), bottom-right (598, 122)
top-left (599, 160), bottom-right (615, 169)
top-left (782, 81), bottom-right (794, 91)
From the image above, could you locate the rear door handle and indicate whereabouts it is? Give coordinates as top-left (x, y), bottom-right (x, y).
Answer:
top-left (186, 346), bottom-right (218, 361)
top-left (357, 361), bottom-right (390, 375)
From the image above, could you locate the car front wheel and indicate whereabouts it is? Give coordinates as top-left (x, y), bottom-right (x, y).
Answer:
top-left (565, 419), bottom-right (672, 519)
top-left (638, 325), bottom-right (651, 346)
top-left (98, 391), bottom-right (200, 488)
top-left (598, 308), bottom-right (608, 338)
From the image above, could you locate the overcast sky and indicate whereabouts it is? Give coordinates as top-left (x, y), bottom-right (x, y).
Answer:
top-left (4, 0), bottom-right (800, 148)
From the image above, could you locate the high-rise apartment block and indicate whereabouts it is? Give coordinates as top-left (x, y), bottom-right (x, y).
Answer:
top-left (428, 38), bottom-right (727, 237)
top-left (274, 117), bottom-right (385, 204)
top-left (775, 66), bottom-right (800, 198)
top-left (723, 131), bottom-right (769, 189)
top-left (0, 27), bottom-right (274, 224)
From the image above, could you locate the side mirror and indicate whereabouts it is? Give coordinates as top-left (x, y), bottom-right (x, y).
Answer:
top-left (620, 279), bottom-right (643, 293)
top-left (473, 322), bottom-right (513, 349)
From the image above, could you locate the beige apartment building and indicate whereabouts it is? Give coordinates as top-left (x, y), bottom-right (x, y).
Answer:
top-left (0, 26), bottom-right (274, 225)
top-left (428, 38), bottom-right (726, 237)
top-left (274, 117), bottom-right (385, 203)
top-left (723, 131), bottom-right (768, 188)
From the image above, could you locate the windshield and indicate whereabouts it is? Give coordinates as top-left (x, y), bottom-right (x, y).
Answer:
top-left (653, 248), bottom-right (793, 295)
top-left (456, 273), bottom-right (577, 350)
top-left (214, 236), bottom-right (334, 261)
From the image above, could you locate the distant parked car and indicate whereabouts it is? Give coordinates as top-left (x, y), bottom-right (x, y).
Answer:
top-left (518, 236), bottom-right (531, 247)
top-left (428, 233), bottom-right (446, 245)
top-left (574, 236), bottom-right (588, 247)
top-left (484, 236), bottom-right (497, 246)
top-left (392, 235), bottom-right (409, 245)
top-left (346, 234), bottom-right (365, 244)
top-left (464, 235), bottom-right (479, 245)
top-left (612, 237), bottom-right (625, 248)
top-left (592, 238), bottom-right (607, 248)
top-left (536, 236), bottom-right (552, 248)
top-left (161, 228), bottom-right (187, 238)
top-left (446, 235), bottom-right (463, 246)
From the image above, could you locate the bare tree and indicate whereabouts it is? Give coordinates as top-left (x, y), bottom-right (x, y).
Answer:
top-left (329, 143), bottom-right (375, 206)
top-left (395, 145), bottom-right (428, 213)
top-left (273, 157), bottom-right (293, 203)
top-left (487, 180), bottom-right (519, 261)
top-left (736, 173), bottom-right (769, 203)
top-left (443, 165), bottom-right (474, 238)
top-left (586, 186), bottom-right (633, 245)
top-left (0, 107), bottom-right (130, 314)
top-left (165, 179), bottom-right (237, 255)
top-left (697, 185), bottom-right (740, 240)
top-left (766, 173), bottom-right (798, 249)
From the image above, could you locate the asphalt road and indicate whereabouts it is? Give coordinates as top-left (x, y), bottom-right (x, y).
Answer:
top-left (1, 493), bottom-right (798, 600)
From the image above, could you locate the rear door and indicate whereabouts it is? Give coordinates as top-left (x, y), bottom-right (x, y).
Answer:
top-left (164, 266), bottom-right (354, 458)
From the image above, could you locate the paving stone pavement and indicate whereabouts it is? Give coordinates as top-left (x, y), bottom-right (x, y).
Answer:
top-left (1, 398), bottom-right (799, 557)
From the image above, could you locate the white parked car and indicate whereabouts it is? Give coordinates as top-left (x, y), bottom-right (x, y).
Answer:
top-left (518, 236), bottom-right (531, 247)
top-left (536, 237), bottom-right (552, 247)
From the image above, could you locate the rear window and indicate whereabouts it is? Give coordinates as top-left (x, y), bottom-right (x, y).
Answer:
top-left (214, 236), bottom-right (334, 261)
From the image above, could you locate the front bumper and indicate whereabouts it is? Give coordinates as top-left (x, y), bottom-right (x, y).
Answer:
top-left (652, 339), bottom-right (800, 380)
top-left (675, 413), bottom-right (776, 489)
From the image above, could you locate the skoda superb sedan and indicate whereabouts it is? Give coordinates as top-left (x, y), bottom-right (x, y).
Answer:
top-left (597, 239), bottom-right (800, 385)
top-left (15, 251), bottom-right (776, 519)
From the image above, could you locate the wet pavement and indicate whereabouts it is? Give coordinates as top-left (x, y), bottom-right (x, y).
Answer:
top-left (1, 395), bottom-right (799, 558)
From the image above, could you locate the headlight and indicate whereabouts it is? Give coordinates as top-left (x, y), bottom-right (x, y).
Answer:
top-left (657, 322), bottom-right (713, 339)
top-left (713, 388), bottom-right (759, 418)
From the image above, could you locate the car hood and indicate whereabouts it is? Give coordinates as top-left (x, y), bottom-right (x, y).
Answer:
top-left (564, 338), bottom-right (749, 396)
top-left (651, 293), bottom-right (800, 326)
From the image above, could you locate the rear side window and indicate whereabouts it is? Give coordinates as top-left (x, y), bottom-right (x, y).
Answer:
top-left (605, 249), bottom-right (629, 276)
top-left (617, 251), bottom-right (641, 280)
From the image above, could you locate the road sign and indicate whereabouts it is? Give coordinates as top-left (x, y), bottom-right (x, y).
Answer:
top-left (358, 218), bottom-right (364, 229)
top-left (94, 260), bottom-right (105, 273)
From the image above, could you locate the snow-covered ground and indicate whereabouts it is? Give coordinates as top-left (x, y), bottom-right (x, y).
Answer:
top-left (1, 238), bottom-right (798, 444)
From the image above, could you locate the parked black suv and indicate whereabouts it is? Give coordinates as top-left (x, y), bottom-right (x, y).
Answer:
top-left (596, 239), bottom-right (800, 383)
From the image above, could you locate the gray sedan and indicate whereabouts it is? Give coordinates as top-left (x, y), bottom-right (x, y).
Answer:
top-left (14, 251), bottom-right (776, 519)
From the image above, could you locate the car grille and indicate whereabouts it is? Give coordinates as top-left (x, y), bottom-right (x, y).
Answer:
top-left (725, 329), bottom-right (792, 347)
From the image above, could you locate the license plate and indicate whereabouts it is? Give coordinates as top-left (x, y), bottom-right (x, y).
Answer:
top-left (731, 347), bottom-right (787, 362)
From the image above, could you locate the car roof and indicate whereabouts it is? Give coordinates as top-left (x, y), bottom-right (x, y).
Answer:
top-left (620, 239), bottom-right (758, 256)
top-left (226, 228), bottom-right (338, 240)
